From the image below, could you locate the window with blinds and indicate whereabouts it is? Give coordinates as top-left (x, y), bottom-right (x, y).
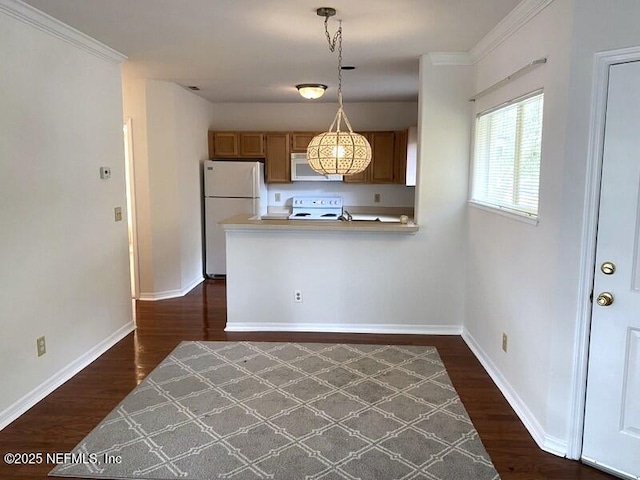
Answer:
top-left (471, 91), bottom-right (544, 218)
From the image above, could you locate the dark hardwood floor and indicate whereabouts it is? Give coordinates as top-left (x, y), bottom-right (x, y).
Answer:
top-left (0, 279), bottom-right (615, 479)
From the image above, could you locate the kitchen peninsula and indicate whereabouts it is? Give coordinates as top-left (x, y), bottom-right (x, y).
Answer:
top-left (221, 213), bottom-right (422, 334)
top-left (221, 213), bottom-right (419, 234)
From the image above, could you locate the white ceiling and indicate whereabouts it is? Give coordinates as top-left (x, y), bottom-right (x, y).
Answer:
top-left (22, 0), bottom-right (521, 103)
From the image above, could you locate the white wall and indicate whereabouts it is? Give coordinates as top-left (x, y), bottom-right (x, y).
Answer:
top-left (121, 66), bottom-right (154, 296)
top-left (122, 73), bottom-right (213, 299)
top-left (211, 101), bottom-right (419, 210)
top-left (225, 60), bottom-right (472, 333)
top-left (550, 0), bottom-right (640, 450)
top-left (464, 0), bottom-right (640, 455)
top-left (207, 102), bottom-right (418, 132)
top-left (0, 5), bottom-right (132, 427)
top-left (266, 183), bottom-right (415, 210)
top-left (465, 0), bottom-right (574, 452)
top-left (174, 86), bottom-right (213, 291)
top-left (122, 90), bottom-right (417, 298)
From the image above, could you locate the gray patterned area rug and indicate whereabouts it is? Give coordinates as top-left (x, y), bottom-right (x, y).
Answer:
top-left (50, 341), bottom-right (500, 480)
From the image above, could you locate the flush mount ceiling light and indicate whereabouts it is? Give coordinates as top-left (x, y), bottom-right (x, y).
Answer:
top-left (296, 83), bottom-right (328, 100)
top-left (307, 7), bottom-right (371, 176)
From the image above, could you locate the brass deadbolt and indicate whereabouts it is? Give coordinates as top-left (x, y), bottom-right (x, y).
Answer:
top-left (601, 262), bottom-right (616, 275)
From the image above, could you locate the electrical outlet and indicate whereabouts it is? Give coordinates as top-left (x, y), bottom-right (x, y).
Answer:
top-left (502, 333), bottom-right (508, 353)
top-left (374, 193), bottom-right (381, 203)
top-left (275, 192), bottom-right (281, 202)
top-left (114, 206), bottom-right (123, 222)
top-left (294, 290), bottom-right (303, 303)
top-left (37, 336), bottom-right (46, 357)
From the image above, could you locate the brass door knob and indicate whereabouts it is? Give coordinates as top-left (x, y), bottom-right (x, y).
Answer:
top-left (601, 262), bottom-right (616, 275)
top-left (596, 292), bottom-right (614, 306)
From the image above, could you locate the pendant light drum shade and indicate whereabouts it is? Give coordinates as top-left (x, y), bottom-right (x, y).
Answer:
top-left (307, 130), bottom-right (371, 175)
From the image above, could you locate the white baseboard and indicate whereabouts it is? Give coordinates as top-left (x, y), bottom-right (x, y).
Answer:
top-left (139, 276), bottom-right (204, 301)
top-left (0, 321), bottom-right (135, 431)
top-left (461, 328), bottom-right (568, 457)
top-left (225, 323), bottom-right (463, 335)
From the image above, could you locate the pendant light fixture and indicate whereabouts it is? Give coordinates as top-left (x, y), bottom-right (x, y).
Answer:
top-left (296, 83), bottom-right (328, 100)
top-left (307, 7), bottom-right (372, 176)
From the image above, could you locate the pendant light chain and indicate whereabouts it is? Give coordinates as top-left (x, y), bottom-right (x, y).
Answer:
top-left (306, 9), bottom-right (371, 176)
top-left (323, 17), bottom-right (353, 133)
top-left (335, 20), bottom-right (343, 110)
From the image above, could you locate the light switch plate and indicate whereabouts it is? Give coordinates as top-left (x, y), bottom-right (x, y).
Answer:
top-left (114, 206), bottom-right (123, 222)
top-left (37, 336), bottom-right (46, 357)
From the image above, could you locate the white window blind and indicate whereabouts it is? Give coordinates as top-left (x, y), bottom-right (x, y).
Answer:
top-left (471, 91), bottom-right (544, 217)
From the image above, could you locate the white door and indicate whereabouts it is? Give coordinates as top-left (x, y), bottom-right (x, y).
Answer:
top-left (582, 61), bottom-right (640, 479)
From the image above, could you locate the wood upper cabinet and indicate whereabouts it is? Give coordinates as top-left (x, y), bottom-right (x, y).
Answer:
top-left (265, 133), bottom-right (291, 183)
top-left (369, 132), bottom-right (396, 183)
top-left (208, 131), bottom-right (264, 158)
top-left (239, 133), bottom-right (265, 156)
top-left (206, 129), bottom-right (410, 184)
top-left (394, 129), bottom-right (408, 185)
top-left (209, 132), bottom-right (237, 157)
top-left (343, 133), bottom-right (372, 183)
top-left (291, 132), bottom-right (318, 152)
top-left (343, 132), bottom-right (397, 184)
top-left (343, 166), bottom-right (371, 183)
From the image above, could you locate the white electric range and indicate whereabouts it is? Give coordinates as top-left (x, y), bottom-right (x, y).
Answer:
top-left (288, 196), bottom-right (343, 220)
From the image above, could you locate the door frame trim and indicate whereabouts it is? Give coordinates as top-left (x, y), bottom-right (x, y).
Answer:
top-left (568, 46), bottom-right (640, 460)
top-left (123, 117), bottom-right (140, 300)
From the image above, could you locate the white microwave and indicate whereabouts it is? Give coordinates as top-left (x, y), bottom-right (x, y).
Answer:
top-left (290, 153), bottom-right (343, 182)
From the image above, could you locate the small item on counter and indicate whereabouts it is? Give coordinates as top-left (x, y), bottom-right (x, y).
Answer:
top-left (400, 215), bottom-right (409, 224)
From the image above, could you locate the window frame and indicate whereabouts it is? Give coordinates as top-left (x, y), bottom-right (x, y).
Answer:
top-left (469, 89), bottom-right (544, 224)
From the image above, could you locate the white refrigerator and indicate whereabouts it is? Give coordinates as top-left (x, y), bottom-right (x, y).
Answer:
top-left (204, 160), bottom-right (267, 276)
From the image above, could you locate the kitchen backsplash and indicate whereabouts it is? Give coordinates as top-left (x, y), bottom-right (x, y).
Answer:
top-left (267, 183), bottom-right (415, 210)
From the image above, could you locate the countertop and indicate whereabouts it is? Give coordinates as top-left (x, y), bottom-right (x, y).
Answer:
top-left (220, 213), bottom-right (419, 234)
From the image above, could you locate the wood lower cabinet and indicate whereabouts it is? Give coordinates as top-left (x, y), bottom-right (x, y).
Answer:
top-left (265, 133), bottom-right (290, 183)
top-left (208, 132), bottom-right (264, 158)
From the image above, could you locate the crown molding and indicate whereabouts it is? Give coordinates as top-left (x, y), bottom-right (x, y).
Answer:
top-left (0, 0), bottom-right (127, 64)
top-left (427, 52), bottom-right (474, 66)
top-left (470, 0), bottom-right (555, 63)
